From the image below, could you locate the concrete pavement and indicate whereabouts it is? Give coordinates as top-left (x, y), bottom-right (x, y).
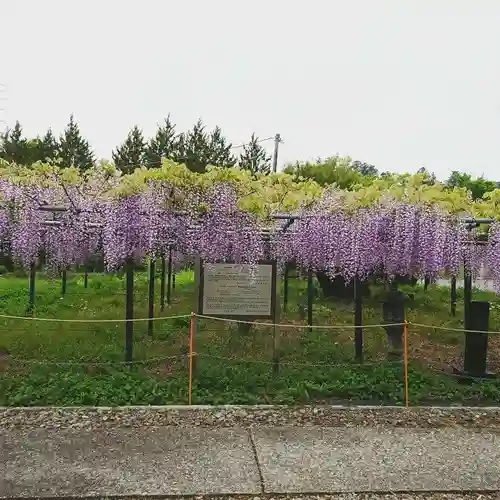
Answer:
top-left (2, 425), bottom-right (500, 497)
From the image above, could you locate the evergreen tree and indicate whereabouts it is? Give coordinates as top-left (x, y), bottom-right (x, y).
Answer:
top-left (0, 121), bottom-right (29, 164)
top-left (208, 126), bottom-right (236, 168)
top-left (58, 115), bottom-right (94, 170)
top-left (351, 160), bottom-right (378, 177)
top-left (239, 133), bottom-right (271, 175)
top-left (144, 115), bottom-right (177, 168)
top-left (38, 128), bottom-right (59, 163)
top-left (179, 119), bottom-right (212, 173)
top-left (112, 125), bottom-right (146, 174)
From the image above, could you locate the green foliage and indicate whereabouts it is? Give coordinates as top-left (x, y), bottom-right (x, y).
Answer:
top-left (143, 115), bottom-right (178, 168)
top-left (0, 121), bottom-right (29, 165)
top-left (284, 156), bottom-right (367, 189)
top-left (112, 125), bottom-right (147, 173)
top-left (208, 126), bottom-right (236, 168)
top-left (58, 114), bottom-right (95, 170)
top-left (175, 119), bottom-right (236, 173)
top-left (1, 271), bottom-right (500, 406)
top-left (238, 133), bottom-right (271, 175)
top-left (38, 128), bottom-right (59, 163)
top-left (351, 160), bottom-right (378, 177)
top-left (446, 170), bottom-right (498, 201)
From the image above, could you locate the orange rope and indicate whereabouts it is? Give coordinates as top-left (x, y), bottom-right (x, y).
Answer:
top-left (188, 312), bottom-right (195, 405)
top-left (403, 319), bottom-right (409, 408)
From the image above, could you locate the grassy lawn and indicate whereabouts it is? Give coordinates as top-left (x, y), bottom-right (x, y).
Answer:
top-left (1, 267), bottom-right (500, 406)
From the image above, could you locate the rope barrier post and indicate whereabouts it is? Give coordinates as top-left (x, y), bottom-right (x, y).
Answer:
top-left (125, 258), bottom-right (134, 366)
top-left (147, 258), bottom-right (155, 337)
top-left (307, 269), bottom-right (313, 333)
top-left (160, 255), bottom-right (166, 312)
top-left (167, 247), bottom-right (173, 306)
top-left (450, 276), bottom-right (457, 316)
top-left (403, 319), bottom-right (409, 408)
top-left (188, 312), bottom-right (195, 405)
top-left (27, 262), bottom-right (36, 316)
top-left (61, 269), bottom-right (67, 296)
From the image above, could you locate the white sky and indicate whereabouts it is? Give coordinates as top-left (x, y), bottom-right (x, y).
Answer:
top-left (2, 0), bottom-right (500, 179)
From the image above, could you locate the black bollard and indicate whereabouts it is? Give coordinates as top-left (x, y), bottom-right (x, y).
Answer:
top-left (463, 301), bottom-right (490, 377)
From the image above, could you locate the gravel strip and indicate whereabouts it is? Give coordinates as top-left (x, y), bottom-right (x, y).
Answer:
top-left (1, 405), bottom-right (500, 431)
top-left (118, 492), bottom-right (500, 500)
top-left (203, 495), bottom-right (500, 499)
top-left (116, 494), bottom-right (500, 499)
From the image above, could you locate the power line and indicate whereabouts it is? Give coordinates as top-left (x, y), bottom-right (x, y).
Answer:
top-left (229, 136), bottom-right (275, 150)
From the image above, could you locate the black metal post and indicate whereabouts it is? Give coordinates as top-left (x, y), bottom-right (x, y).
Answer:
top-left (283, 263), bottom-right (289, 313)
top-left (84, 263), bottom-right (89, 289)
top-left (61, 269), bottom-right (67, 296)
top-left (160, 255), bottom-right (166, 312)
top-left (424, 277), bottom-right (430, 291)
top-left (354, 276), bottom-right (363, 362)
top-left (125, 258), bottom-right (134, 365)
top-left (464, 267), bottom-right (472, 330)
top-left (450, 276), bottom-right (457, 316)
top-left (148, 258), bottom-right (155, 337)
top-left (167, 248), bottom-right (173, 306)
top-left (463, 301), bottom-right (490, 377)
top-left (27, 262), bottom-right (36, 315)
top-left (307, 269), bottom-right (313, 333)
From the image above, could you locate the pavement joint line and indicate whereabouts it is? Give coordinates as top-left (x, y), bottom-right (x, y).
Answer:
top-left (248, 428), bottom-right (265, 494)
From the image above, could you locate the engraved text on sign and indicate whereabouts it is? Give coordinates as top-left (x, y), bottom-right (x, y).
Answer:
top-left (202, 263), bottom-right (273, 316)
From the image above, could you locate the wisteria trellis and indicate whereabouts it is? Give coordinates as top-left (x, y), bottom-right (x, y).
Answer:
top-left (0, 179), bottom-right (498, 290)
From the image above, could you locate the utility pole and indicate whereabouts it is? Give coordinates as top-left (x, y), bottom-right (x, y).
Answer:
top-left (272, 133), bottom-right (281, 173)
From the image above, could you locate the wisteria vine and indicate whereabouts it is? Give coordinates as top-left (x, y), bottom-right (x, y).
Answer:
top-left (0, 178), bottom-right (498, 290)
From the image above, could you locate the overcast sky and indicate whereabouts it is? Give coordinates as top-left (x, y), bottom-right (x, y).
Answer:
top-left (2, 0), bottom-right (500, 179)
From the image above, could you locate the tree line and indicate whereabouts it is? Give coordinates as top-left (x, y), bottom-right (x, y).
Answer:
top-left (1, 114), bottom-right (499, 200)
top-left (0, 115), bottom-right (272, 175)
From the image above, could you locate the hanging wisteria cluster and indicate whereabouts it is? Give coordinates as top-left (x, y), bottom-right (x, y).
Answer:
top-left (0, 177), bottom-right (499, 290)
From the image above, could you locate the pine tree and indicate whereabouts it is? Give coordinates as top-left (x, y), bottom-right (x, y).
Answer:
top-left (58, 115), bottom-right (94, 170)
top-left (208, 126), bottom-right (236, 168)
top-left (112, 125), bottom-right (146, 174)
top-left (0, 121), bottom-right (29, 164)
top-left (144, 115), bottom-right (177, 168)
top-left (38, 128), bottom-right (59, 163)
top-left (239, 133), bottom-right (271, 175)
top-left (179, 119), bottom-right (212, 173)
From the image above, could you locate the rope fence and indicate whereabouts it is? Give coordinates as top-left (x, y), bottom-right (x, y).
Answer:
top-left (2, 312), bottom-right (499, 408)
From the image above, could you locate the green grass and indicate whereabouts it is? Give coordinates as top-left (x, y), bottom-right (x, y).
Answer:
top-left (1, 268), bottom-right (500, 406)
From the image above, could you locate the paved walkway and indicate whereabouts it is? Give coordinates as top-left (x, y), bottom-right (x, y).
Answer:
top-left (2, 426), bottom-right (500, 497)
